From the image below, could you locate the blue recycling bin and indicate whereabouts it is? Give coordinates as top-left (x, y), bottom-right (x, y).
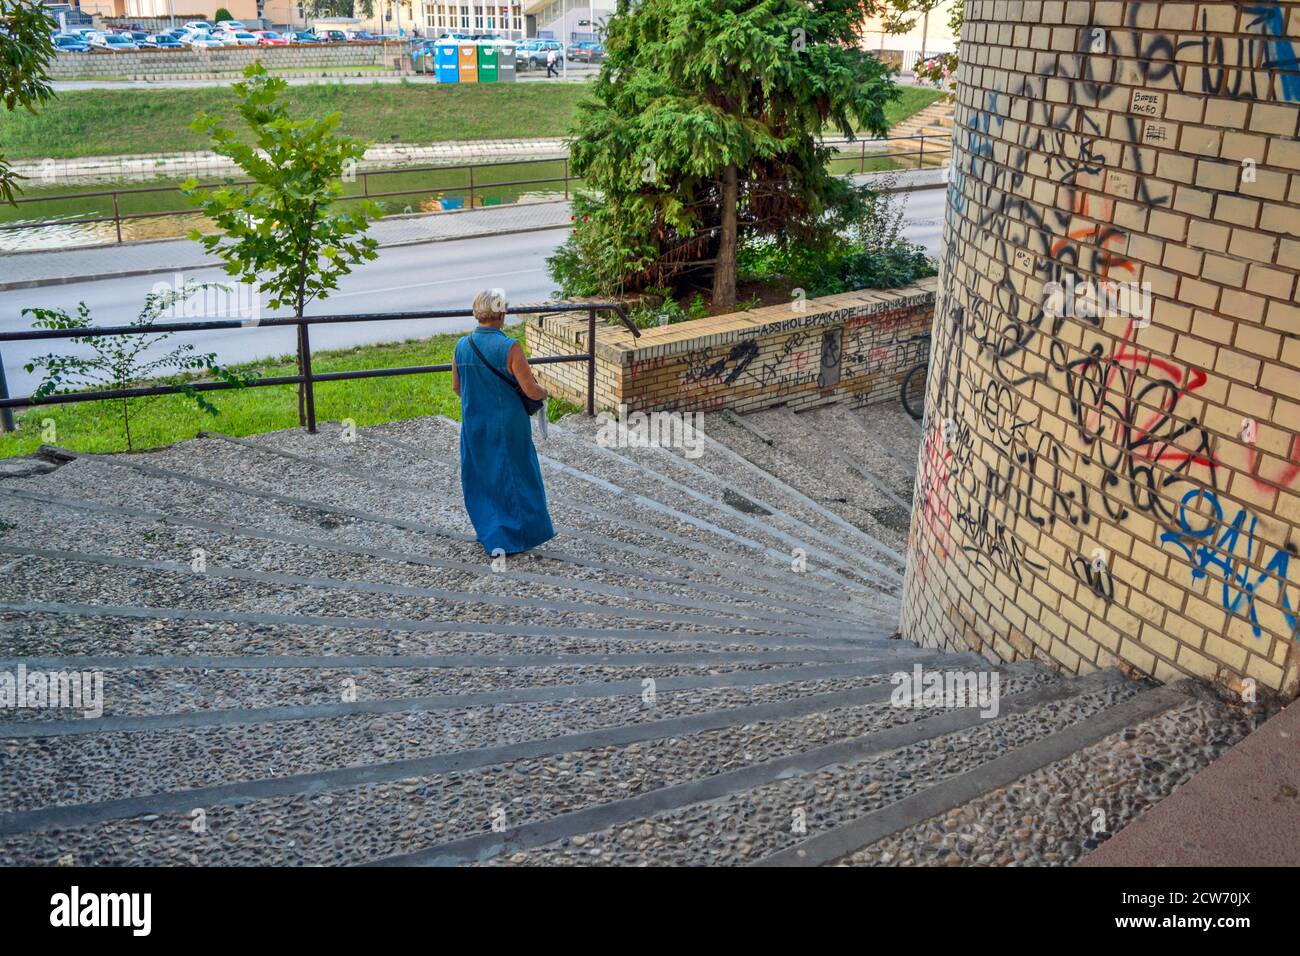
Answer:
top-left (435, 41), bottom-right (459, 82)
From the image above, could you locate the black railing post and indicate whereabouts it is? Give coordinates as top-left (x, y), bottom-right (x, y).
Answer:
top-left (586, 308), bottom-right (597, 416)
top-left (0, 349), bottom-right (14, 432)
top-left (918, 134), bottom-right (926, 169)
top-left (299, 321), bottom-right (318, 434)
top-left (468, 166), bottom-right (475, 210)
top-left (111, 192), bottom-right (123, 244)
top-left (563, 157), bottom-right (569, 200)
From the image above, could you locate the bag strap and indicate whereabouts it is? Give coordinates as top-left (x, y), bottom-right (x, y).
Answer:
top-left (465, 333), bottom-right (524, 395)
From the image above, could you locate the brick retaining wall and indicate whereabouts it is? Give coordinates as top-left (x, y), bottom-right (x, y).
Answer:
top-left (523, 280), bottom-right (935, 416)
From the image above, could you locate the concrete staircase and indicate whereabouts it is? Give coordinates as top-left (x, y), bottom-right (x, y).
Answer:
top-left (0, 402), bottom-right (1251, 866)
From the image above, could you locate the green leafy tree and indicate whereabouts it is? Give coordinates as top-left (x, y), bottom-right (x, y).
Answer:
top-left (183, 64), bottom-right (379, 427)
top-left (552, 0), bottom-right (902, 311)
top-left (22, 286), bottom-right (250, 452)
top-left (0, 0), bottom-right (56, 205)
top-left (214, 6), bottom-right (234, 22)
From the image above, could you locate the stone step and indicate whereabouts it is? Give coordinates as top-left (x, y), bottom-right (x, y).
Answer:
top-left (17, 450), bottom-right (881, 626)
top-left (0, 483), bottom-right (859, 631)
top-left (460, 672), bottom-right (1169, 866)
top-left (509, 415), bottom-right (900, 593)
top-left (759, 682), bottom-right (1193, 865)
top-left (806, 403), bottom-right (917, 507)
top-left (156, 427), bottom-right (885, 614)
top-left (0, 650), bottom-right (935, 723)
top-left (664, 408), bottom-right (909, 568)
top-left (0, 660), bottom-right (1028, 865)
top-left (733, 406), bottom-right (911, 550)
top-left (272, 417), bottom-right (890, 610)
top-left (556, 414), bottom-right (907, 586)
top-left (1, 661), bottom-right (955, 814)
top-left (0, 546), bottom-right (879, 645)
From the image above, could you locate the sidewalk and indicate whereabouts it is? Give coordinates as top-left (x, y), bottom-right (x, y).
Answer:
top-left (0, 200), bottom-right (575, 291)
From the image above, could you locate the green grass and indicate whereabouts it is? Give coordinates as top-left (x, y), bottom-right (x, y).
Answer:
top-left (0, 326), bottom-right (580, 459)
top-left (877, 86), bottom-right (945, 129)
top-left (3, 81), bottom-right (944, 162)
top-left (0, 82), bottom-right (595, 161)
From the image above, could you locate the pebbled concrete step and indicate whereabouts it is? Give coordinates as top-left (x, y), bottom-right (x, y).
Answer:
top-left (556, 414), bottom-right (906, 588)
top-left (0, 661), bottom-right (1027, 864)
top-left (468, 671), bottom-right (1155, 866)
top-left (357, 415), bottom-right (892, 605)
top-left (13, 451), bottom-right (877, 627)
top-left (0, 488), bottom-right (850, 633)
top-left (0, 547), bottom-right (881, 649)
top-left (151, 428), bottom-right (881, 616)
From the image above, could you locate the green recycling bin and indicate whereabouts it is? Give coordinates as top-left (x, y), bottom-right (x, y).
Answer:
top-left (477, 41), bottom-right (498, 83)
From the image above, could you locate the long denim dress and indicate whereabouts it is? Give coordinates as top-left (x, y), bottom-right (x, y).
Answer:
top-left (454, 326), bottom-right (556, 554)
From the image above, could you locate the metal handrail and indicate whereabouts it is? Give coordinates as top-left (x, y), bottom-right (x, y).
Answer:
top-left (3, 134), bottom-right (952, 243)
top-left (0, 302), bottom-right (640, 434)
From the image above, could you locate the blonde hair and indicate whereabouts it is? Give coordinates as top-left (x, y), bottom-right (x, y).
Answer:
top-left (472, 288), bottom-right (508, 324)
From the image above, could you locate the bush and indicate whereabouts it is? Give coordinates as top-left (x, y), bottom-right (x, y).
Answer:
top-left (214, 7), bottom-right (233, 22)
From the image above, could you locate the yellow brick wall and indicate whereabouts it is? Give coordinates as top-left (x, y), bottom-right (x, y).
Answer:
top-left (902, 0), bottom-right (1300, 698)
top-left (524, 282), bottom-right (937, 415)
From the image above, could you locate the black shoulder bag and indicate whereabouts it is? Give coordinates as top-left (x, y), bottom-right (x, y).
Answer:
top-left (465, 335), bottom-right (545, 416)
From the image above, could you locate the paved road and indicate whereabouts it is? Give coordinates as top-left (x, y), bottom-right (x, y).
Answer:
top-left (1, 188), bottom-right (945, 396)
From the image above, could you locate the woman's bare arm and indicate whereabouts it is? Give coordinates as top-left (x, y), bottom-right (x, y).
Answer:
top-left (507, 342), bottom-right (548, 400)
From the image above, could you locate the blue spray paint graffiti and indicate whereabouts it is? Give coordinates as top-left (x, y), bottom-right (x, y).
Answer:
top-left (1245, 4), bottom-right (1300, 102)
top-left (1160, 489), bottom-right (1298, 639)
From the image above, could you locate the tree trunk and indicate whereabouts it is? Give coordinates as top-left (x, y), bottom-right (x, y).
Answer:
top-left (295, 203), bottom-right (318, 427)
top-left (712, 162), bottom-right (739, 312)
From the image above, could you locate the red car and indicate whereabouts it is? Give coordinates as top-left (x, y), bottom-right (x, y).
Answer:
top-left (253, 30), bottom-right (289, 46)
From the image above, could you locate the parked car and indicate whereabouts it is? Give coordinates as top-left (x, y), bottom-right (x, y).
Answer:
top-left (228, 31), bottom-right (260, 46)
top-left (214, 19), bottom-right (246, 31)
top-left (89, 32), bottom-right (139, 51)
top-left (347, 30), bottom-right (377, 42)
top-left (184, 20), bottom-right (213, 31)
top-left (253, 30), bottom-right (289, 46)
top-left (567, 40), bottom-right (604, 62)
top-left (317, 29), bottom-right (347, 43)
top-left (288, 31), bottom-right (321, 43)
top-left (144, 33), bottom-right (183, 49)
top-left (181, 31), bottom-right (223, 48)
top-left (517, 39), bottom-right (563, 68)
top-left (53, 34), bottom-right (91, 52)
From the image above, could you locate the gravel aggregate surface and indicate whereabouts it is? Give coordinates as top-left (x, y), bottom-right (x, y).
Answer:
top-left (0, 672), bottom-right (1055, 865)
top-left (479, 680), bottom-right (1139, 866)
top-left (836, 695), bottom-right (1255, 866)
top-left (0, 660), bottom-right (822, 721)
top-left (1, 673), bottom-right (901, 812)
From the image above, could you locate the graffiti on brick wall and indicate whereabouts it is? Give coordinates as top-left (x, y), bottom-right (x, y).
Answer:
top-left (1160, 489), bottom-right (1298, 639)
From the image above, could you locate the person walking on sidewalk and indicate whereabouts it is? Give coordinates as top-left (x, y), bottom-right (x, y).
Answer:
top-left (546, 46), bottom-right (559, 78)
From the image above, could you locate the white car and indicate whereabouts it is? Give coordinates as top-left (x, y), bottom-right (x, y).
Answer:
top-left (185, 20), bottom-right (213, 31)
top-left (89, 32), bottom-right (139, 51)
top-left (214, 20), bottom-right (246, 31)
top-left (182, 31), bottom-right (223, 48)
top-left (228, 31), bottom-right (260, 46)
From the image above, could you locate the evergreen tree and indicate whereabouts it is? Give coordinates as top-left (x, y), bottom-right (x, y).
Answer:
top-left (556, 0), bottom-right (904, 310)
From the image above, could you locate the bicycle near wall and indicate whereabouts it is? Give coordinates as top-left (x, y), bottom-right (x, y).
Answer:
top-left (899, 332), bottom-right (931, 422)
